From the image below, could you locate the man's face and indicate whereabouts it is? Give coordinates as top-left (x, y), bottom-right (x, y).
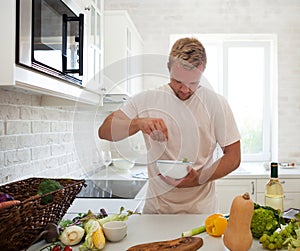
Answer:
top-left (169, 63), bottom-right (203, 101)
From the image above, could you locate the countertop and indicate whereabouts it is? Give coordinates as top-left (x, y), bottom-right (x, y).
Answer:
top-left (86, 162), bottom-right (300, 180)
top-left (27, 214), bottom-right (264, 251)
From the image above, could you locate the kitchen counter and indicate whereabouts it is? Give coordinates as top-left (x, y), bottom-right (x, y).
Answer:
top-left (87, 162), bottom-right (300, 181)
top-left (27, 214), bottom-right (264, 251)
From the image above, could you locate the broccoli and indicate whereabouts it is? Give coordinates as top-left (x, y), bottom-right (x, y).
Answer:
top-left (37, 179), bottom-right (63, 204)
top-left (250, 203), bottom-right (285, 238)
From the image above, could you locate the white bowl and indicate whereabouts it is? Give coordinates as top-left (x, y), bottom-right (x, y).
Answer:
top-left (157, 160), bottom-right (194, 179)
top-left (113, 158), bottom-right (135, 171)
top-left (102, 221), bottom-right (127, 242)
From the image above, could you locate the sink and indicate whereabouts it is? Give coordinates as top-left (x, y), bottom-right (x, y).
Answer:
top-left (77, 179), bottom-right (146, 199)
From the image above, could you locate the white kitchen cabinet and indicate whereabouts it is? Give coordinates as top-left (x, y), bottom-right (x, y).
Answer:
top-left (103, 10), bottom-right (144, 96)
top-left (217, 176), bottom-right (300, 213)
top-left (216, 178), bottom-right (256, 213)
top-left (215, 178), bottom-right (256, 213)
top-left (256, 178), bottom-right (300, 210)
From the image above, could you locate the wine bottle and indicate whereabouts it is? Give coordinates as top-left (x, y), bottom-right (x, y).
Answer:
top-left (265, 162), bottom-right (284, 212)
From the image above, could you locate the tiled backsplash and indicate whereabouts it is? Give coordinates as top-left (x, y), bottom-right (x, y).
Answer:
top-left (0, 88), bottom-right (104, 184)
top-left (0, 87), bottom-right (147, 184)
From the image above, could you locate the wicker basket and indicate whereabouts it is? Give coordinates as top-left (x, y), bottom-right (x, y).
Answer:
top-left (0, 177), bottom-right (86, 251)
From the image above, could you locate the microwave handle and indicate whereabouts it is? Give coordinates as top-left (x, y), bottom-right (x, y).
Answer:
top-left (62, 14), bottom-right (84, 76)
top-left (78, 14), bottom-right (84, 75)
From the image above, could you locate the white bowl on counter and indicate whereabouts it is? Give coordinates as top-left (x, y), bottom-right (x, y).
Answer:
top-left (102, 221), bottom-right (127, 242)
top-left (112, 158), bottom-right (135, 172)
top-left (156, 160), bottom-right (194, 179)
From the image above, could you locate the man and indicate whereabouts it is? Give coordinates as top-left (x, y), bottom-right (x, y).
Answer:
top-left (98, 37), bottom-right (241, 214)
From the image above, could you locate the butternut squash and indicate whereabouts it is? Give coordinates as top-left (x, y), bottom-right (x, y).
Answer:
top-left (223, 192), bottom-right (254, 251)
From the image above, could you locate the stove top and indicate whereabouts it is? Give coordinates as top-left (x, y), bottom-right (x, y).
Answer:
top-left (77, 179), bottom-right (147, 199)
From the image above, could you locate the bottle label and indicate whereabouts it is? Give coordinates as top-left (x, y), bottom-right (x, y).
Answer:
top-left (265, 194), bottom-right (284, 212)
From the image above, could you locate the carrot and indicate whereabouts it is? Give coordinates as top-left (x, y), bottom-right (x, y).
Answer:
top-left (0, 200), bottom-right (21, 210)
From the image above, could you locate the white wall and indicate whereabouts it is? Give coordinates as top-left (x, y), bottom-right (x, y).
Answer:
top-left (105, 0), bottom-right (300, 163)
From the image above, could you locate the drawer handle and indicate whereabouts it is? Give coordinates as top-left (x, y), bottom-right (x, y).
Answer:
top-left (280, 180), bottom-right (286, 184)
top-left (251, 181), bottom-right (255, 195)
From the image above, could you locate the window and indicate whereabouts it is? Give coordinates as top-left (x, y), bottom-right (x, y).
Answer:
top-left (170, 34), bottom-right (277, 162)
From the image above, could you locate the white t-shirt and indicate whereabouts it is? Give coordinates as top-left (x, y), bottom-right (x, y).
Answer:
top-left (120, 84), bottom-right (240, 214)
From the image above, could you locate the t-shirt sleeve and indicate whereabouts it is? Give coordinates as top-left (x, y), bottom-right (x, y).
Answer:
top-left (119, 92), bottom-right (146, 119)
top-left (214, 96), bottom-right (240, 147)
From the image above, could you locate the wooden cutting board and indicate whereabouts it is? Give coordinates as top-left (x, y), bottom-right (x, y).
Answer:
top-left (126, 236), bottom-right (204, 251)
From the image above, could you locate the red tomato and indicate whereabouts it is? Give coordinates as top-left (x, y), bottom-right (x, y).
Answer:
top-left (63, 246), bottom-right (72, 251)
top-left (52, 246), bottom-right (61, 251)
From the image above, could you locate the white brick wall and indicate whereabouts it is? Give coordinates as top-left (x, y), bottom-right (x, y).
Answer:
top-left (105, 0), bottom-right (300, 163)
top-left (4, 149), bottom-right (31, 166)
top-left (6, 120), bottom-right (31, 135)
top-left (0, 88), bottom-right (102, 184)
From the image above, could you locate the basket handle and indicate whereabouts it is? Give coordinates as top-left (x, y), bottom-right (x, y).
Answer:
top-left (22, 194), bottom-right (41, 204)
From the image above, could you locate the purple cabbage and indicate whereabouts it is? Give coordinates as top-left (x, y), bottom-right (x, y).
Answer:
top-left (0, 193), bottom-right (15, 203)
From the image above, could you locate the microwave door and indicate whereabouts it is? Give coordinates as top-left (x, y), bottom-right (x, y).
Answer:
top-left (32, 0), bottom-right (83, 81)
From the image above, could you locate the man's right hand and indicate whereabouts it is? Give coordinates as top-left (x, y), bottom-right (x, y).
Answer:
top-left (99, 110), bottom-right (168, 142)
top-left (134, 118), bottom-right (168, 142)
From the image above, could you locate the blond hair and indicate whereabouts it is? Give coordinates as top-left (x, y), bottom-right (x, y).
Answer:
top-left (168, 37), bottom-right (207, 70)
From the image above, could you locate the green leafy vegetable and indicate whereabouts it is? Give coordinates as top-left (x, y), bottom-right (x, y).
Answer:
top-left (182, 158), bottom-right (189, 163)
top-left (37, 179), bottom-right (63, 204)
top-left (99, 206), bottom-right (138, 225)
top-left (251, 203), bottom-right (285, 238)
top-left (181, 225), bottom-right (206, 237)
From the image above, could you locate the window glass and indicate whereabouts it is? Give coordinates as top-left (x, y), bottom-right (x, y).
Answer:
top-left (227, 46), bottom-right (265, 155)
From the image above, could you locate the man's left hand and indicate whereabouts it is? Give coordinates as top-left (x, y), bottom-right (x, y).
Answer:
top-left (158, 166), bottom-right (201, 188)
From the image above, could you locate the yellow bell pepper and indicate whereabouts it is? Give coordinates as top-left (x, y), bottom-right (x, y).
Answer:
top-left (205, 213), bottom-right (228, 237)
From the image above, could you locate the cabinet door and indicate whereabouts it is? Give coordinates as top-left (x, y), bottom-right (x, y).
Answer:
top-left (84, 0), bottom-right (103, 92)
top-left (103, 11), bottom-right (143, 95)
top-left (215, 179), bottom-right (256, 213)
top-left (126, 26), bottom-right (144, 95)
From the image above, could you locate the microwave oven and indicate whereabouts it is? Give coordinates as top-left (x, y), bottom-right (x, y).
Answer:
top-left (16, 0), bottom-right (85, 86)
